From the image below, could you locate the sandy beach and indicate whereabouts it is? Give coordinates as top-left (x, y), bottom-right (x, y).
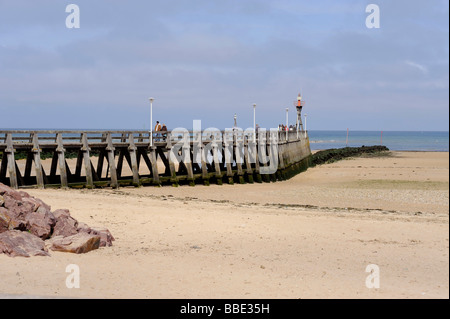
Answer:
top-left (0, 151), bottom-right (448, 299)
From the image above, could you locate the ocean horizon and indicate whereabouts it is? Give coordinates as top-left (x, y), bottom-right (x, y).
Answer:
top-left (308, 130), bottom-right (449, 152)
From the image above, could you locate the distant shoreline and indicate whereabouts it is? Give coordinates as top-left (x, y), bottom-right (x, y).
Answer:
top-left (312, 149), bottom-right (449, 153)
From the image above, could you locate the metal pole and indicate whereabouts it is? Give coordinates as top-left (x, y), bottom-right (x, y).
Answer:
top-left (304, 113), bottom-right (307, 138)
top-left (286, 108), bottom-right (289, 141)
top-left (253, 103), bottom-right (256, 143)
top-left (149, 97), bottom-right (154, 147)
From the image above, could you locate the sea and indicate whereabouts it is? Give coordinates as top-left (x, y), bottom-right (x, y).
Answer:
top-left (308, 130), bottom-right (449, 152)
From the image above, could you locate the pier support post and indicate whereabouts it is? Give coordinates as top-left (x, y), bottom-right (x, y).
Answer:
top-left (251, 138), bottom-right (262, 183)
top-left (258, 132), bottom-right (270, 183)
top-left (166, 134), bottom-right (179, 187)
top-left (81, 133), bottom-right (94, 189)
top-left (128, 133), bottom-right (140, 187)
top-left (200, 144), bottom-right (210, 186)
top-left (235, 133), bottom-right (245, 184)
top-left (31, 133), bottom-right (44, 189)
top-left (224, 131), bottom-right (234, 185)
top-left (212, 143), bottom-right (222, 185)
top-left (56, 133), bottom-right (68, 188)
top-left (106, 133), bottom-right (118, 189)
top-left (244, 137), bottom-right (254, 183)
top-left (5, 133), bottom-right (18, 189)
top-left (149, 146), bottom-right (160, 186)
top-left (184, 146), bottom-right (195, 186)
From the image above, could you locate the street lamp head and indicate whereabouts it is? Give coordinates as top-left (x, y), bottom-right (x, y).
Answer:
top-left (149, 97), bottom-right (154, 103)
top-left (253, 103), bottom-right (256, 108)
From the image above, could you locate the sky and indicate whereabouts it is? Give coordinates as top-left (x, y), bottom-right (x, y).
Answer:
top-left (0, 0), bottom-right (448, 131)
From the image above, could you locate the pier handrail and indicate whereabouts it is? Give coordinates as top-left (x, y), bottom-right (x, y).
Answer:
top-left (0, 129), bottom-right (308, 148)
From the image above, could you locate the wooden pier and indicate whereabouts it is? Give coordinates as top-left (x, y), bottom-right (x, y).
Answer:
top-left (0, 129), bottom-right (312, 189)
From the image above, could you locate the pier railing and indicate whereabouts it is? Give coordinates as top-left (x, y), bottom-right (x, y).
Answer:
top-left (0, 129), bottom-right (311, 189)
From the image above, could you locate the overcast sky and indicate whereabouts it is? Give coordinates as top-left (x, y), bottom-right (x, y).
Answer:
top-left (0, 0), bottom-right (448, 131)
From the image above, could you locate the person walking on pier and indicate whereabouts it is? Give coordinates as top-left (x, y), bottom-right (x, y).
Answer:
top-left (155, 121), bottom-right (161, 132)
top-left (154, 121), bottom-right (162, 141)
top-left (161, 123), bottom-right (168, 141)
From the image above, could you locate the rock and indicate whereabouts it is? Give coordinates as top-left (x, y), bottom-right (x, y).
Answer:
top-left (77, 223), bottom-right (114, 247)
top-left (88, 227), bottom-right (115, 247)
top-left (0, 184), bottom-right (22, 201)
top-left (0, 183), bottom-right (113, 256)
top-left (76, 222), bottom-right (91, 233)
top-left (47, 233), bottom-right (101, 254)
top-left (0, 230), bottom-right (50, 257)
top-left (25, 206), bottom-right (56, 240)
top-left (0, 205), bottom-right (26, 231)
top-left (52, 209), bottom-right (78, 237)
top-left (0, 187), bottom-right (32, 231)
top-left (0, 207), bottom-right (9, 233)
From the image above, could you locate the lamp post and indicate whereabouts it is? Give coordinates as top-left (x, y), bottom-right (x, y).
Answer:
top-left (304, 113), bottom-right (307, 138)
top-left (253, 103), bottom-right (256, 143)
top-left (149, 97), bottom-right (154, 146)
top-left (285, 107), bottom-right (289, 141)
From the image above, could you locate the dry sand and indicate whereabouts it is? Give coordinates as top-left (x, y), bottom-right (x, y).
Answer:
top-left (0, 151), bottom-right (448, 299)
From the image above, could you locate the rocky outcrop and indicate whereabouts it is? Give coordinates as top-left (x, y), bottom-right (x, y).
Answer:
top-left (0, 230), bottom-right (50, 257)
top-left (0, 183), bottom-right (114, 257)
top-left (25, 206), bottom-right (56, 240)
top-left (52, 209), bottom-right (79, 237)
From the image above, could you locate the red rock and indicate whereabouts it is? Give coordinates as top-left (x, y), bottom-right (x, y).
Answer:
top-left (0, 204), bottom-right (26, 231)
top-left (0, 230), bottom-right (50, 257)
top-left (76, 222), bottom-right (91, 233)
top-left (0, 183), bottom-right (113, 255)
top-left (88, 227), bottom-right (115, 247)
top-left (0, 207), bottom-right (9, 233)
top-left (47, 233), bottom-right (101, 254)
top-left (25, 206), bottom-right (56, 240)
top-left (52, 209), bottom-right (78, 237)
top-left (0, 183), bottom-right (22, 201)
top-left (77, 223), bottom-right (114, 247)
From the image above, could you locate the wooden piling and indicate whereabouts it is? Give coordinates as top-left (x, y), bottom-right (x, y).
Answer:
top-left (5, 133), bottom-right (18, 189)
top-left (56, 133), bottom-right (68, 188)
top-left (106, 133), bottom-right (118, 189)
top-left (128, 133), bottom-right (140, 187)
top-left (31, 133), bottom-right (44, 189)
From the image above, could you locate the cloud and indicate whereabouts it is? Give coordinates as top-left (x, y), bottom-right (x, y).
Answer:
top-left (0, 0), bottom-right (448, 131)
top-left (404, 60), bottom-right (428, 74)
